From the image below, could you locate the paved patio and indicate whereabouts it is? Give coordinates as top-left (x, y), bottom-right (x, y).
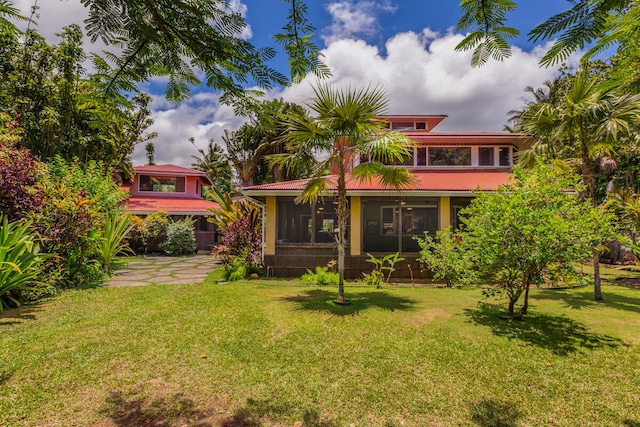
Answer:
top-left (103, 256), bottom-right (219, 287)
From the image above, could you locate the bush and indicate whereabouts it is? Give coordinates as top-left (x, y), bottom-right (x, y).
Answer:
top-left (46, 156), bottom-right (128, 215)
top-left (362, 252), bottom-right (405, 288)
top-left (0, 142), bottom-right (44, 221)
top-left (416, 228), bottom-right (475, 287)
top-left (128, 211), bottom-right (169, 254)
top-left (161, 218), bottom-right (197, 255)
top-left (28, 181), bottom-right (105, 288)
top-left (301, 266), bottom-right (339, 286)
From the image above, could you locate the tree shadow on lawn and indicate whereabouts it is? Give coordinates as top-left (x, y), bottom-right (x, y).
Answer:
top-left (0, 370), bottom-right (12, 386)
top-left (464, 304), bottom-right (623, 356)
top-left (280, 289), bottom-right (418, 317)
top-left (0, 303), bottom-right (44, 326)
top-left (102, 390), bottom-right (217, 426)
top-left (470, 399), bottom-right (521, 427)
top-left (624, 420), bottom-right (640, 427)
top-left (535, 288), bottom-right (640, 315)
top-left (219, 398), bottom-right (338, 427)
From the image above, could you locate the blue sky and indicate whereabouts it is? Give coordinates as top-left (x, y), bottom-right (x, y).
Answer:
top-left (14, 0), bottom-right (575, 166)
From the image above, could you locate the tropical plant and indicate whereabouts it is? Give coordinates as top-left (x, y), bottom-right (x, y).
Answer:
top-left (161, 218), bottom-right (197, 255)
top-left (28, 181), bottom-right (104, 288)
top-left (96, 213), bottom-right (135, 275)
top-left (0, 216), bottom-right (43, 312)
top-left (301, 266), bottom-right (340, 287)
top-left (363, 252), bottom-right (405, 288)
top-left (272, 83), bottom-right (414, 304)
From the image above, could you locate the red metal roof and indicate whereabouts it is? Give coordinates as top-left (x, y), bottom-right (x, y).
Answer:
top-left (243, 170), bottom-right (512, 195)
top-left (134, 164), bottom-right (213, 185)
top-left (125, 196), bottom-right (220, 215)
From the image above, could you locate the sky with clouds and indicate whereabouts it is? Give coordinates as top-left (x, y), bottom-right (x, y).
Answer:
top-left (13, 0), bottom-right (574, 167)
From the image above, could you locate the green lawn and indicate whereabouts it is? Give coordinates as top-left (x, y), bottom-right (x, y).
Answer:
top-left (1, 271), bottom-right (640, 426)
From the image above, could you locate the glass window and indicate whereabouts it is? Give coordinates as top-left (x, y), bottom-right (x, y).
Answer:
top-left (402, 148), bottom-right (414, 166)
top-left (416, 147), bottom-right (427, 166)
top-left (478, 147), bottom-right (494, 166)
top-left (391, 121), bottom-right (414, 130)
top-left (499, 147), bottom-right (511, 166)
top-left (277, 199), bottom-right (340, 244)
top-left (415, 122), bottom-right (426, 130)
top-left (428, 147), bottom-right (471, 166)
top-left (139, 176), bottom-right (185, 192)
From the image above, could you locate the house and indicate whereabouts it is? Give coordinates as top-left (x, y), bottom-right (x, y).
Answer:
top-left (242, 115), bottom-right (533, 279)
top-left (122, 164), bottom-right (219, 252)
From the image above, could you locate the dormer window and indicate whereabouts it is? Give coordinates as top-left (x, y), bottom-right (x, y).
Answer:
top-left (139, 175), bottom-right (186, 192)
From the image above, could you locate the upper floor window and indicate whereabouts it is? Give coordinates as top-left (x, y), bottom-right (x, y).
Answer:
top-left (428, 147), bottom-right (471, 166)
top-left (139, 175), bottom-right (186, 192)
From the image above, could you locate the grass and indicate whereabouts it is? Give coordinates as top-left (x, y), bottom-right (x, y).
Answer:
top-left (1, 267), bottom-right (640, 426)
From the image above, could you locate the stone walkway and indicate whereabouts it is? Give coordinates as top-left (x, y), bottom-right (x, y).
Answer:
top-left (103, 256), bottom-right (219, 287)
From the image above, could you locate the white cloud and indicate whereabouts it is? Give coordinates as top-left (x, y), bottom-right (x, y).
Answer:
top-left (131, 92), bottom-right (246, 167)
top-left (278, 29), bottom-right (564, 133)
top-left (323, 1), bottom-right (397, 44)
top-left (10, 0), bottom-right (570, 168)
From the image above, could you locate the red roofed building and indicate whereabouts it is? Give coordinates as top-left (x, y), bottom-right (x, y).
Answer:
top-left (243, 115), bottom-right (533, 279)
top-left (122, 165), bottom-right (219, 252)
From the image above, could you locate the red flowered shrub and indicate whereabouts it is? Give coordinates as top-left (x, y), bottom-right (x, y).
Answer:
top-left (0, 141), bottom-right (44, 221)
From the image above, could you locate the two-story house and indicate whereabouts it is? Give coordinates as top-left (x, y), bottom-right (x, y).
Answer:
top-left (122, 164), bottom-right (219, 252)
top-left (242, 115), bottom-right (533, 278)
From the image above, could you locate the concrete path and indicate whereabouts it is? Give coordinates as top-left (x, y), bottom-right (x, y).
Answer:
top-left (103, 256), bottom-right (219, 287)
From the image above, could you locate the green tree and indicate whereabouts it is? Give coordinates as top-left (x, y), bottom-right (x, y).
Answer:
top-left (190, 137), bottom-right (232, 194)
top-left (515, 71), bottom-right (640, 300)
top-left (82, 0), bottom-right (328, 102)
top-left (460, 164), bottom-right (612, 317)
top-left (455, 0), bottom-right (638, 87)
top-left (273, 84), bottom-right (414, 304)
top-left (225, 98), bottom-right (317, 187)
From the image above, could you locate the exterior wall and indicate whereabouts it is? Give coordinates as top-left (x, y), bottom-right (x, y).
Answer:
top-left (350, 196), bottom-right (361, 256)
top-left (265, 196), bottom-right (276, 255)
top-left (129, 175), bottom-right (204, 198)
top-left (264, 246), bottom-right (433, 280)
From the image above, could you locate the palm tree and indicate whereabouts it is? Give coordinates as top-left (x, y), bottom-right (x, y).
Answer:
top-left (273, 83), bottom-right (415, 304)
top-left (190, 137), bottom-right (233, 194)
top-left (517, 72), bottom-right (640, 300)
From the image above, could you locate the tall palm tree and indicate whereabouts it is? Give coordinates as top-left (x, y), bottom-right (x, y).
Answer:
top-left (190, 137), bottom-right (233, 194)
top-left (273, 83), bottom-right (415, 304)
top-left (517, 72), bottom-right (640, 300)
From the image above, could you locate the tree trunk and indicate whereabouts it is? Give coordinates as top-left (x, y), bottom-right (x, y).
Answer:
top-left (508, 297), bottom-right (516, 317)
top-left (335, 152), bottom-right (349, 305)
top-left (594, 252), bottom-right (603, 301)
top-left (520, 282), bottom-right (530, 316)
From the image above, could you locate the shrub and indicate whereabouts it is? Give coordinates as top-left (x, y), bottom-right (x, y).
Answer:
top-left (416, 228), bottom-right (475, 287)
top-left (301, 266), bottom-right (339, 286)
top-left (128, 211), bottom-right (169, 254)
top-left (46, 156), bottom-right (128, 215)
top-left (0, 142), bottom-right (44, 221)
top-left (161, 218), bottom-right (197, 255)
top-left (27, 181), bottom-right (104, 288)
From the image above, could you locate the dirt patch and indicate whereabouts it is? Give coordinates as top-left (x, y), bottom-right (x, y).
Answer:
top-left (406, 308), bottom-right (451, 327)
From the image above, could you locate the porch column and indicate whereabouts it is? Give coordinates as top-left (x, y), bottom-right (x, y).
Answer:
top-left (350, 196), bottom-right (361, 256)
top-left (439, 196), bottom-right (451, 230)
top-left (265, 196), bottom-right (276, 255)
